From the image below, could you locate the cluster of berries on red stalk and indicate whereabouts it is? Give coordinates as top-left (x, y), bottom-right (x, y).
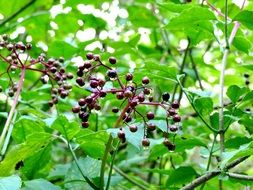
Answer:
top-left (0, 34), bottom-right (73, 105)
top-left (72, 52), bottom-right (182, 150)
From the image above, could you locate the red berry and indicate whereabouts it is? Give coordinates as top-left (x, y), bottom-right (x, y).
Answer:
top-left (146, 111), bottom-right (154, 120)
top-left (85, 96), bottom-right (93, 104)
top-left (143, 88), bottom-right (150, 95)
top-left (142, 76), bottom-right (150, 85)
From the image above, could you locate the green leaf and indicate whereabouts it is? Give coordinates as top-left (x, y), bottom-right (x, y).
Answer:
top-left (51, 115), bottom-right (80, 140)
top-left (194, 97), bottom-right (213, 115)
top-left (65, 157), bottom-right (100, 189)
top-left (166, 166), bottom-right (197, 186)
top-left (233, 10), bottom-right (253, 30)
top-left (221, 142), bottom-right (253, 168)
top-left (47, 41), bottom-right (78, 59)
top-left (0, 133), bottom-right (52, 176)
top-left (158, 2), bottom-right (192, 13)
top-left (226, 85), bottom-right (247, 103)
top-left (239, 115), bottom-right (253, 134)
top-left (166, 6), bottom-right (216, 28)
top-left (12, 116), bottom-right (46, 143)
top-left (22, 179), bottom-right (62, 190)
top-left (0, 175), bottom-right (21, 190)
top-left (232, 36), bottom-right (252, 54)
top-left (175, 138), bottom-right (207, 152)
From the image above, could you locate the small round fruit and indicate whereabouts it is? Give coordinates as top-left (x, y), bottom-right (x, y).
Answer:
top-left (86, 52), bottom-right (94, 60)
top-left (142, 76), bottom-right (150, 85)
top-left (245, 80), bottom-right (250, 85)
top-left (85, 96), bottom-right (93, 104)
top-left (124, 89), bottom-right (132, 98)
top-left (169, 125), bottom-right (178, 132)
top-left (171, 101), bottom-right (180, 109)
top-left (116, 92), bottom-right (124, 100)
top-left (125, 73), bottom-right (133, 81)
top-left (48, 100), bottom-right (54, 107)
top-left (107, 70), bottom-right (117, 79)
top-left (76, 77), bottom-right (85, 86)
top-left (117, 129), bottom-right (125, 139)
top-left (82, 121), bottom-right (89, 128)
top-left (138, 93), bottom-right (145, 102)
top-left (78, 98), bottom-right (86, 106)
top-left (173, 114), bottom-right (181, 122)
top-left (112, 107), bottom-right (119, 113)
top-left (90, 80), bottom-right (98, 88)
top-left (109, 57), bottom-right (117, 64)
top-left (143, 88), bottom-right (150, 95)
top-left (147, 123), bottom-right (156, 131)
top-left (146, 111), bottom-right (155, 120)
top-left (129, 125), bottom-right (138, 132)
top-left (163, 139), bottom-right (172, 147)
top-left (244, 73), bottom-right (250, 78)
top-left (93, 54), bottom-right (100, 61)
top-left (72, 106), bottom-right (81, 113)
top-left (142, 138), bottom-right (150, 147)
top-left (162, 92), bottom-right (170, 102)
top-left (168, 108), bottom-right (176, 116)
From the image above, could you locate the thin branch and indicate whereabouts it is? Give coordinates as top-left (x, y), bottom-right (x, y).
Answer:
top-left (113, 166), bottom-right (148, 190)
top-left (227, 172), bottom-right (253, 181)
top-left (182, 156), bottom-right (250, 190)
top-left (0, 0), bottom-right (36, 27)
top-left (189, 49), bottom-right (204, 90)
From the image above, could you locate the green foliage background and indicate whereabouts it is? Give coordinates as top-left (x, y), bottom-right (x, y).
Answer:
top-left (0, 0), bottom-right (253, 189)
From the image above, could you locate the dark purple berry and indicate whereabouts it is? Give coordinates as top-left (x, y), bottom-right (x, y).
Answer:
top-left (142, 76), bottom-right (150, 85)
top-left (82, 121), bottom-right (89, 128)
top-left (168, 108), bottom-right (176, 116)
top-left (244, 73), bottom-right (250, 78)
top-left (138, 93), bottom-right (145, 102)
top-left (147, 123), bottom-right (156, 131)
top-left (173, 114), bottom-right (181, 122)
top-left (125, 73), bottom-right (133, 81)
top-left (83, 61), bottom-right (92, 69)
top-left (107, 70), bottom-right (117, 79)
top-left (124, 90), bottom-right (132, 98)
top-left (112, 107), bottom-right (119, 113)
top-left (85, 96), bottom-right (93, 104)
top-left (162, 92), bottom-right (170, 102)
top-left (171, 101), bottom-right (179, 109)
top-left (117, 129), bottom-right (125, 139)
top-left (146, 111), bottom-right (154, 120)
top-left (109, 57), bottom-right (117, 64)
top-left (72, 106), bottom-right (81, 113)
top-left (90, 80), bottom-right (98, 88)
top-left (129, 125), bottom-right (138, 132)
top-left (78, 98), bottom-right (86, 106)
top-left (169, 125), bottom-right (178, 132)
top-left (86, 52), bottom-right (94, 60)
top-left (76, 77), bottom-right (85, 86)
top-left (142, 138), bottom-right (150, 147)
top-left (67, 73), bottom-right (73, 79)
top-left (116, 92), bottom-right (124, 100)
top-left (143, 88), bottom-right (150, 95)
top-left (77, 69), bottom-right (84, 77)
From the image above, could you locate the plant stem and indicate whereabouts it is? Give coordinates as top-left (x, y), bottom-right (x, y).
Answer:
top-left (105, 140), bottom-right (120, 190)
top-left (100, 135), bottom-right (113, 190)
top-left (182, 156), bottom-right (250, 190)
top-left (177, 76), bottom-right (218, 133)
top-left (113, 166), bottom-right (148, 190)
top-left (0, 0), bottom-right (36, 27)
top-left (0, 68), bottom-right (26, 157)
top-left (226, 172), bottom-right (253, 181)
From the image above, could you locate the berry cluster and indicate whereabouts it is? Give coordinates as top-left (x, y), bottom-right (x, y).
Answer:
top-left (0, 34), bottom-right (72, 106)
top-left (72, 53), bottom-right (182, 150)
top-left (244, 73), bottom-right (250, 86)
